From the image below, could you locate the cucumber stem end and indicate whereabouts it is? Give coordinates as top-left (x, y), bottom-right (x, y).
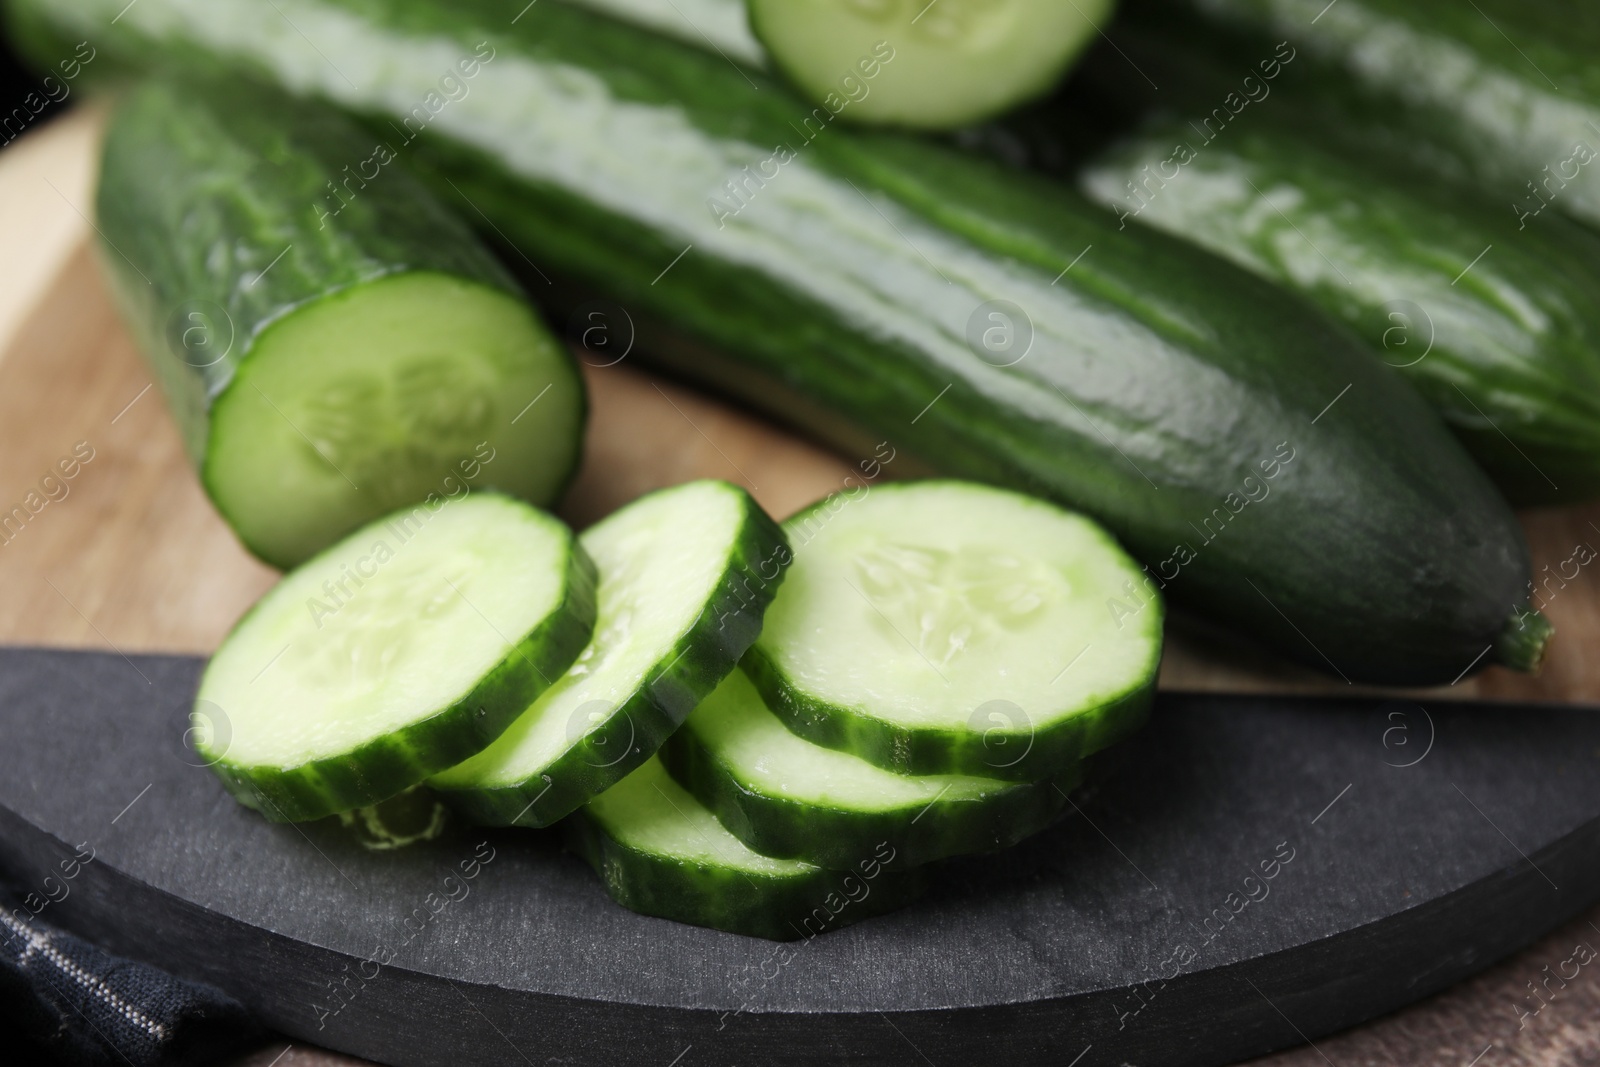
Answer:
top-left (1493, 606), bottom-right (1553, 674)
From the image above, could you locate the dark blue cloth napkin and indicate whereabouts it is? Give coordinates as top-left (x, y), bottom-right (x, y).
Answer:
top-left (0, 900), bottom-right (260, 1066)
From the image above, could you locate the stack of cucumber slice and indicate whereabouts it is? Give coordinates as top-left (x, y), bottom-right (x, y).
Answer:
top-left (565, 481), bottom-right (1162, 938)
top-left (198, 479), bottom-right (1161, 939)
top-left (568, 756), bottom-right (929, 942)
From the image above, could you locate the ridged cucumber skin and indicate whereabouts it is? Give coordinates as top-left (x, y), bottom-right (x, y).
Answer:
top-left (16, 0), bottom-right (1544, 684)
top-left (564, 799), bottom-right (927, 942)
top-left (1118, 0), bottom-right (1600, 230)
top-left (434, 487), bottom-right (792, 828)
top-left (1075, 113), bottom-right (1600, 507)
top-left (659, 701), bottom-right (1088, 869)
top-left (203, 513), bottom-right (599, 823)
top-left (92, 77), bottom-right (585, 567)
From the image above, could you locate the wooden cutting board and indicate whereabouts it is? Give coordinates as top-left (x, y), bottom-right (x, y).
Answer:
top-left (3, 105), bottom-right (1599, 1067)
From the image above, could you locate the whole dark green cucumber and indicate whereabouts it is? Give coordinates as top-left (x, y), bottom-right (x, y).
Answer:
top-left (1116, 0), bottom-right (1600, 231)
top-left (18, 0), bottom-right (1547, 683)
top-left (556, 0), bottom-right (1600, 507)
top-left (1073, 111), bottom-right (1600, 507)
top-left (94, 76), bottom-right (584, 568)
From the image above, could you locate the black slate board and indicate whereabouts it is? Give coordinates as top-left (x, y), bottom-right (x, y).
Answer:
top-left (0, 646), bottom-right (1596, 1067)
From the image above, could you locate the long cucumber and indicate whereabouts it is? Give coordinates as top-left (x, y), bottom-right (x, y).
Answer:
top-left (559, 0), bottom-right (1600, 506)
top-left (1118, 0), bottom-right (1600, 231)
top-left (93, 77), bottom-right (584, 568)
top-left (11, 0), bottom-right (1548, 683)
top-left (1072, 108), bottom-right (1600, 506)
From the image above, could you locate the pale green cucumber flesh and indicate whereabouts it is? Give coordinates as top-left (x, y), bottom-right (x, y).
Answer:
top-left (748, 0), bottom-right (1116, 128)
top-left (661, 669), bottom-right (1081, 868)
top-left (195, 493), bottom-right (596, 821)
top-left (567, 756), bottom-right (925, 939)
top-left (749, 480), bottom-right (1161, 779)
top-left (430, 480), bottom-right (789, 826)
top-left (206, 272), bottom-right (583, 569)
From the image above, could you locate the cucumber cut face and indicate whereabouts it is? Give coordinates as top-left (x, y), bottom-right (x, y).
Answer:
top-left (746, 481), bottom-right (1161, 780)
top-left (567, 757), bottom-right (925, 940)
top-left (748, 0), bottom-right (1116, 128)
top-left (205, 272), bottom-right (584, 570)
top-left (430, 481), bottom-right (790, 827)
top-left (660, 670), bottom-right (1086, 869)
top-left (195, 493), bottom-right (596, 821)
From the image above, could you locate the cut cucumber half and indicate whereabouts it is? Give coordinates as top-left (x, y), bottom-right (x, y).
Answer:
top-left (660, 670), bottom-right (1087, 869)
top-left (747, 0), bottom-right (1116, 128)
top-left (745, 480), bottom-right (1161, 780)
top-left (205, 272), bottom-right (585, 569)
top-left (195, 494), bottom-right (596, 821)
top-left (95, 79), bottom-right (585, 570)
top-left (430, 480), bottom-right (790, 827)
top-left (566, 757), bottom-right (926, 940)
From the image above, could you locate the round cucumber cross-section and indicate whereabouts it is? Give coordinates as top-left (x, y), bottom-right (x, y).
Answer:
top-left (195, 493), bottom-right (596, 821)
top-left (746, 480), bottom-right (1161, 780)
top-left (205, 271), bottom-right (584, 570)
top-left (749, 0), bottom-right (1116, 129)
top-left (430, 480), bottom-right (790, 827)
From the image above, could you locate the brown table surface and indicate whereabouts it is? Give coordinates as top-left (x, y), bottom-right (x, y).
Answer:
top-left (3, 106), bottom-right (1596, 1067)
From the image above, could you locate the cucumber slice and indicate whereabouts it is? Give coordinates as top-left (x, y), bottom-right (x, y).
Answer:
top-left (745, 481), bottom-right (1161, 780)
top-left (430, 481), bottom-right (789, 827)
top-left (566, 757), bottom-right (926, 940)
top-left (747, 0), bottom-right (1115, 128)
top-left (660, 670), bottom-right (1088, 868)
top-left (196, 494), bottom-right (596, 821)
